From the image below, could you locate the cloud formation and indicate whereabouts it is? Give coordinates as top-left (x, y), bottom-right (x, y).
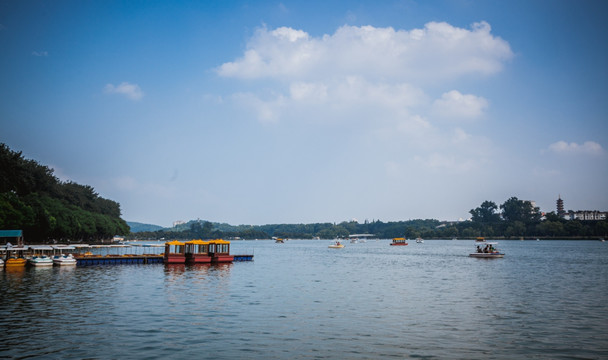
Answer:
top-left (217, 22), bottom-right (513, 82)
top-left (104, 82), bottom-right (144, 100)
top-left (547, 141), bottom-right (604, 155)
top-left (217, 22), bottom-right (512, 173)
top-left (32, 51), bottom-right (48, 57)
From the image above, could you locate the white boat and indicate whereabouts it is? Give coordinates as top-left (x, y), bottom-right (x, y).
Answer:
top-left (53, 253), bottom-right (77, 266)
top-left (416, 238), bottom-right (424, 243)
top-left (470, 242), bottom-right (504, 258)
top-left (52, 245), bottom-right (77, 266)
top-left (29, 255), bottom-right (54, 266)
top-left (28, 245), bottom-right (55, 266)
top-left (328, 241), bottom-right (344, 249)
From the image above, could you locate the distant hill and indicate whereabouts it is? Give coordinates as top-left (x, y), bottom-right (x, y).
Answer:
top-left (127, 221), bottom-right (165, 233)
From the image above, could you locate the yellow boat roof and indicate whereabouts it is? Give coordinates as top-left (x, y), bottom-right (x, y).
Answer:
top-left (208, 239), bottom-right (230, 244)
top-left (392, 237), bottom-right (406, 241)
top-left (185, 239), bottom-right (209, 245)
top-left (165, 240), bottom-right (185, 245)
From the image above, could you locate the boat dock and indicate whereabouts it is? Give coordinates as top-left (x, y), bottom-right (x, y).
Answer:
top-left (2, 239), bottom-right (253, 268)
top-left (75, 254), bottom-right (254, 266)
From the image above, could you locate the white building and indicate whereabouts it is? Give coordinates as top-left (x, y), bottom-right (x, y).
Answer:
top-left (568, 211), bottom-right (607, 221)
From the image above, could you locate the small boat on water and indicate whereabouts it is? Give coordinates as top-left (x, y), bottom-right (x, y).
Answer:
top-left (390, 237), bottom-right (408, 246)
top-left (416, 237), bottom-right (424, 243)
top-left (475, 237), bottom-right (486, 243)
top-left (29, 255), bottom-right (54, 267)
top-left (470, 242), bottom-right (504, 258)
top-left (3, 246), bottom-right (28, 268)
top-left (53, 253), bottom-right (77, 266)
top-left (328, 241), bottom-right (344, 249)
top-left (28, 245), bottom-right (55, 267)
top-left (274, 238), bottom-right (285, 243)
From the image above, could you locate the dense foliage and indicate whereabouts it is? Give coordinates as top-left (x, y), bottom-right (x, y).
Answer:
top-left (0, 144), bottom-right (129, 242)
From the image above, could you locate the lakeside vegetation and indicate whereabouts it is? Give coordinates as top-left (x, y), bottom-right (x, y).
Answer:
top-left (0, 144), bottom-right (129, 242)
top-left (130, 197), bottom-right (607, 241)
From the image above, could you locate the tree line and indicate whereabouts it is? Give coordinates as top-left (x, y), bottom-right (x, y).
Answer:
top-left (131, 197), bottom-right (607, 241)
top-left (0, 143), bottom-right (129, 242)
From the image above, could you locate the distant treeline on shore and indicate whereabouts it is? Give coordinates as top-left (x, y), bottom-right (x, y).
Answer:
top-left (129, 198), bottom-right (607, 241)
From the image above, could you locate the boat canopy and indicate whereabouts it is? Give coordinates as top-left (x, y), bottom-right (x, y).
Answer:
top-left (28, 245), bottom-right (54, 250)
top-left (209, 239), bottom-right (230, 244)
top-left (165, 240), bottom-right (185, 246)
top-left (52, 245), bottom-right (75, 250)
top-left (185, 239), bottom-right (209, 245)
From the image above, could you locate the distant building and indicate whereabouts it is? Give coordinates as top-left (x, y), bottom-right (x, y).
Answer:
top-left (173, 220), bottom-right (185, 227)
top-left (567, 210), bottom-right (607, 221)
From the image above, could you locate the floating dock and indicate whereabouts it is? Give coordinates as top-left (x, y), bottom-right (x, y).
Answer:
top-left (75, 254), bottom-right (253, 266)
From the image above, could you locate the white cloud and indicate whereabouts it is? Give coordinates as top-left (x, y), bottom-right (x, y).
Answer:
top-left (32, 51), bottom-right (48, 57)
top-left (217, 22), bottom-right (510, 177)
top-left (546, 141), bottom-right (604, 155)
top-left (217, 22), bottom-right (513, 82)
top-left (432, 90), bottom-right (488, 119)
top-left (104, 82), bottom-right (144, 100)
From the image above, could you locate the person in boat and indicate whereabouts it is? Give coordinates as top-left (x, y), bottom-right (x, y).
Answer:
top-left (483, 245), bottom-right (489, 253)
top-left (476, 246), bottom-right (482, 253)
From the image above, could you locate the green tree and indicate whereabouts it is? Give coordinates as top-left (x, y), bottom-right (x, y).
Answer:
top-left (500, 197), bottom-right (540, 223)
top-left (470, 201), bottom-right (500, 223)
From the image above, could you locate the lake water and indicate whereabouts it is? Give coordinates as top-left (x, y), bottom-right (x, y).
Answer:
top-left (1, 240), bottom-right (607, 359)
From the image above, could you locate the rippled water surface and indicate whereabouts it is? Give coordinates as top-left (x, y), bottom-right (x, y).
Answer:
top-left (1, 240), bottom-right (607, 359)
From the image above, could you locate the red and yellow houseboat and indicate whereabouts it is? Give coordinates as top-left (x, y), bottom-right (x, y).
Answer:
top-left (185, 239), bottom-right (212, 264)
top-left (163, 240), bottom-right (186, 264)
top-left (390, 237), bottom-right (409, 246)
top-left (208, 239), bottom-right (234, 263)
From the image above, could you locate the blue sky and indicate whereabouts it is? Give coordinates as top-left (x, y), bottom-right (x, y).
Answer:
top-left (1, 0), bottom-right (607, 227)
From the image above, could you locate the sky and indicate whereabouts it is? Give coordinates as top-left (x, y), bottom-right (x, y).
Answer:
top-left (1, 0), bottom-right (607, 227)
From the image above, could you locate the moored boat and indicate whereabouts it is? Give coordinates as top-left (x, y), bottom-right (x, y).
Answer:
top-left (53, 253), bottom-right (77, 266)
top-left (52, 245), bottom-right (77, 266)
top-left (390, 237), bottom-right (408, 246)
top-left (3, 246), bottom-right (28, 268)
top-left (28, 245), bottom-right (55, 267)
top-left (185, 239), bottom-right (212, 263)
top-left (164, 240), bottom-right (186, 264)
top-left (208, 239), bottom-right (234, 262)
top-left (470, 242), bottom-right (504, 258)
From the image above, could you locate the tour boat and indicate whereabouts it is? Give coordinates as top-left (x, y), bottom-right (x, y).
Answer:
top-left (208, 239), bottom-right (234, 262)
top-left (469, 242), bottom-right (504, 258)
top-left (390, 237), bottom-right (408, 246)
top-left (184, 239), bottom-right (212, 263)
top-left (164, 240), bottom-right (186, 264)
top-left (475, 237), bottom-right (486, 243)
top-left (328, 241), bottom-right (344, 249)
